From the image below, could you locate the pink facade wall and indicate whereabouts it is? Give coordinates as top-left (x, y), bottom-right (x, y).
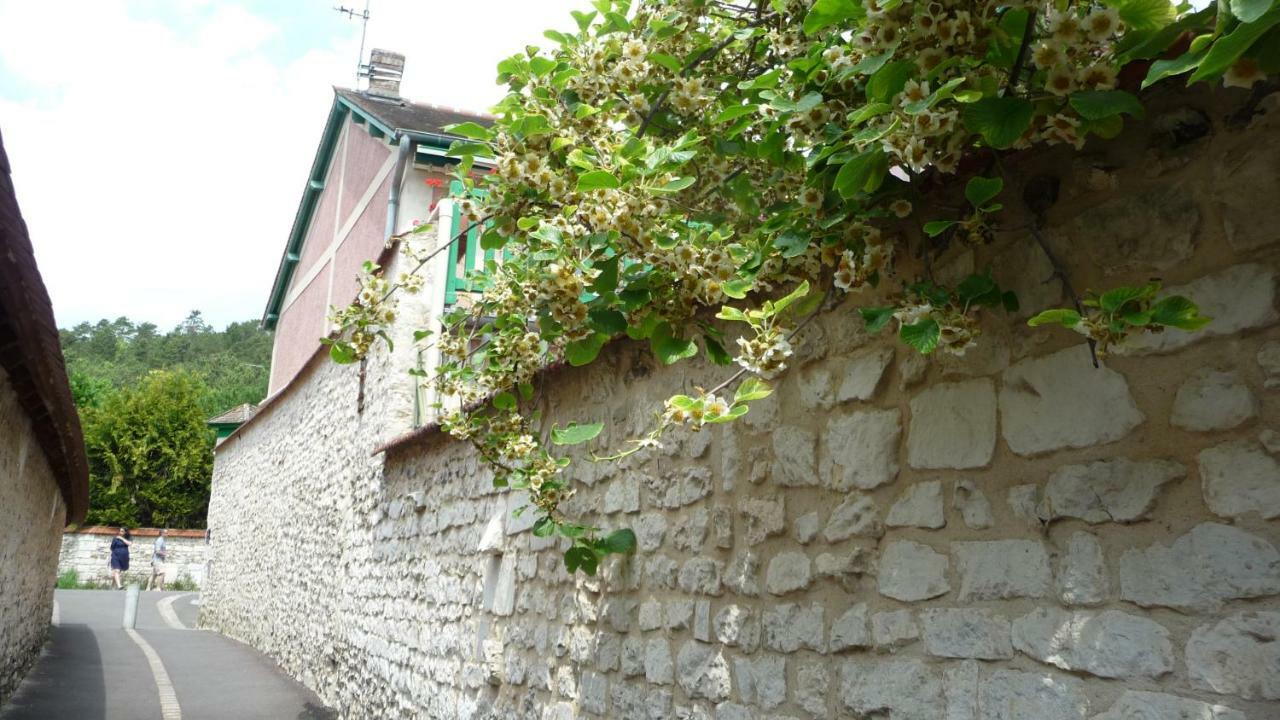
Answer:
top-left (295, 132), bottom-right (344, 284)
top-left (332, 173), bottom-right (391, 311)
top-left (339, 123), bottom-right (392, 224)
top-left (269, 259), bottom-right (330, 395)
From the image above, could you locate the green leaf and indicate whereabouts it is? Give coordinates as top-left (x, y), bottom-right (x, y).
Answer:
top-left (923, 220), bottom-right (958, 237)
top-left (1026, 308), bottom-right (1083, 327)
top-left (651, 176), bottom-right (696, 194)
top-left (722, 279), bottom-right (752, 299)
top-left (899, 318), bottom-right (941, 354)
top-left (1117, 0), bottom-right (1177, 31)
top-left (962, 97), bottom-right (1035, 149)
top-left (1234, 0), bottom-right (1275, 23)
top-left (835, 148), bottom-right (886, 199)
top-left (443, 121), bottom-right (494, 141)
top-left (1190, 7), bottom-right (1280, 81)
top-left (704, 335), bottom-right (732, 365)
top-left (865, 61), bottom-right (915, 103)
top-left (802, 0), bottom-right (865, 35)
top-left (860, 306), bottom-right (896, 333)
top-left (1099, 283), bottom-right (1159, 312)
top-left (705, 404), bottom-right (749, 423)
top-left (599, 528), bottom-right (637, 554)
top-left (564, 546), bottom-right (598, 575)
top-left (902, 76), bottom-right (966, 114)
top-left (717, 306), bottom-right (750, 322)
top-left (576, 170), bottom-right (621, 191)
top-left (715, 104), bottom-right (760, 124)
top-left (588, 308), bottom-right (628, 335)
top-left (772, 280), bottom-right (811, 314)
top-left (734, 376), bottom-right (773, 403)
top-left (651, 322), bottom-right (698, 365)
top-left (1142, 48), bottom-right (1208, 88)
top-left (1069, 90), bottom-right (1145, 120)
top-left (1150, 295), bottom-right (1211, 330)
top-left (493, 391), bottom-right (517, 410)
top-left (565, 332), bottom-right (608, 366)
top-left (558, 523), bottom-right (588, 539)
top-left (532, 516), bottom-right (557, 538)
top-left (550, 421), bottom-right (604, 445)
top-left (964, 177), bottom-right (1004, 209)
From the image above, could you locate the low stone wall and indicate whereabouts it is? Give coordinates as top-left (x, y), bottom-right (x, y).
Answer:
top-left (204, 87), bottom-right (1280, 719)
top-left (58, 527), bottom-right (209, 588)
top-left (0, 366), bottom-right (67, 703)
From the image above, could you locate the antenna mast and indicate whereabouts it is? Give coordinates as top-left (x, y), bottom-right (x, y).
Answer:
top-left (333, 2), bottom-right (371, 87)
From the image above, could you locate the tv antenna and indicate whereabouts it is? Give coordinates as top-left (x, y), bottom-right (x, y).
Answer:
top-left (334, 2), bottom-right (371, 87)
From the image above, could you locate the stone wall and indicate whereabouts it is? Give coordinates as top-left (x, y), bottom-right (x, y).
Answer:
top-left (0, 366), bottom-right (67, 703)
top-left (57, 528), bottom-right (209, 588)
top-left (203, 87), bottom-right (1280, 719)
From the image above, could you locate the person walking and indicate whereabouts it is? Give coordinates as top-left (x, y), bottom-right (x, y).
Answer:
top-left (146, 529), bottom-right (168, 591)
top-left (109, 527), bottom-right (132, 589)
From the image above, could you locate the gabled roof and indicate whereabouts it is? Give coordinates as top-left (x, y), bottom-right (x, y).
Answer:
top-left (0, 128), bottom-right (90, 525)
top-left (261, 88), bottom-right (491, 331)
top-left (207, 402), bottom-right (258, 427)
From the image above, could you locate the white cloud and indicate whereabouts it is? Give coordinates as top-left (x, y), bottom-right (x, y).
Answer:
top-left (0, 0), bottom-right (584, 330)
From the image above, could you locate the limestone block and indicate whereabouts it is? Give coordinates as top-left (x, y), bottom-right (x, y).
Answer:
top-left (604, 597), bottom-right (635, 632)
top-left (978, 669), bottom-right (1088, 720)
top-left (596, 634), bottom-right (620, 672)
top-left (644, 638), bottom-right (673, 685)
top-left (678, 557), bottom-right (724, 596)
top-left (1124, 264), bottom-right (1278, 354)
top-left (622, 637), bottom-right (645, 677)
top-left (840, 659), bottom-right (943, 720)
top-left (821, 408), bottom-right (902, 490)
top-left (1012, 608), bottom-right (1173, 679)
top-left (822, 494), bottom-right (883, 542)
top-left (1057, 531), bottom-right (1108, 606)
top-left (1119, 523), bottom-right (1280, 612)
top-left (796, 663), bottom-right (829, 717)
top-left (723, 551), bottom-right (761, 597)
top-left (634, 512), bottom-right (667, 552)
top-left (714, 701), bottom-right (750, 720)
top-left (772, 426), bottom-right (817, 487)
top-left (886, 479), bottom-right (946, 529)
top-left (1171, 369), bottom-right (1257, 431)
top-left (953, 479), bottom-right (994, 529)
top-left (766, 551), bottom-right (813, 595)
top-left (793, 511), bottom-right (820, 544)
top-left (673, 507), bottom-right (709, 551)
top-left (815, 548), bottom-right (873, 591)
top-left (720, 428), bottom-right (768, 488)
top-left (1259, 341), bottom-right (1280, 388)
top-left (655, 467), bottom-right (713, 509)
top-left (477, 510), bottom-right (505, 553)
top-left (675, 641), bottom-right (732, 702)
top-left (954, 540), bottom-right (1051, 601)
top-left (1042, 458), bottom-right (1185, 523)
top-left (762, 603), bottom-right (825, 654)
top-left (645, 555), bottom-right (678, 589)
top-left (1092, 691), bottom-right (1245, 720)
top-left (797, 364), bottom-right (835, 411)
top-left (1198, 439), bottom-right (1280, 519)
top-left (740, 495), bottom-right (785, 546)
top-left (639, 599), bottom-right (663, 632)
top-left (899, 350), bottom-right (928, 389)
top-left (921, 608), bottom-right (1013, 660)
top-left (907, 379), bottom-right (997, 469)
top-left (1007, 484), bottom-right (1044, 524)
top-left (1218, 138), bottom-right (1280, 252)
top-left (943, 661), bottom-right (979, 720)
top-left (710, 506), bottom-right (733, 549)
top-left (694, 600), bottom-right (711, 642)
top-left (878, 540), bottom-right (949, 602)
top-left (580, 672), bottom-right (609, 716)
top-left (604, 475), bottom-right (641, 514)
top-left (666, 600), bottom-right (694, 631)
top-left (1050, 185), bottom-right (1198, 275)
top-left (999, 348), bottom-right (1144, 455)
top-left (733, 655), bottom-right (785, 710)
top-left (872, 610), bottom-right (919, 651)
top-left (836, 347), bottom-right (894, 403)
top-left (1186, 611), bottom-right (1280, 700)
top-left (829, 604), bottom-right (870, 652)
top-left (492, 555), bottom-right (517, 616)
top-left (713, 605), bottom-right (759, 651)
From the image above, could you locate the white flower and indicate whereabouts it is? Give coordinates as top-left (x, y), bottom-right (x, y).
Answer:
top-left (1084, 7), bottom-right (1121, 41)
top-left (1223, 57), bottom-right (1264, 89)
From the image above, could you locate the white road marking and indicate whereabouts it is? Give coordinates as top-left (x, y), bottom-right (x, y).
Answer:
top-left (125, 628), bottom-right (183, 720)
top-left (157, 594), bottom-right (195, 630)
top-left (51, 599), bottom-right (59, 626)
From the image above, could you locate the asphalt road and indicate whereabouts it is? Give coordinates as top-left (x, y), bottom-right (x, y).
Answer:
top-left (1, 589), bottom-right (335, 720)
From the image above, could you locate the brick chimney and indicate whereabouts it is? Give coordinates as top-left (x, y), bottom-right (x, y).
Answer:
top-left (364, 49), bottom-right (404, 99)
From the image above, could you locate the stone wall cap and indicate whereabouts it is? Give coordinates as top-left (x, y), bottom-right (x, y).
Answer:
top-left (65, 525), bottom-right (207, 539)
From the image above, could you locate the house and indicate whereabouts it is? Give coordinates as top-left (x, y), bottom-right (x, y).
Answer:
top-left (261, 49), bottom-right (493, 399)
top-left (207, 402), bottom-right (258, 445)
top-left (0, 127), bottom-right (89, 703)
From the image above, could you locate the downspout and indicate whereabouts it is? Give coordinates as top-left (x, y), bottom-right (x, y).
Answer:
top-left (386, 134), bottom-right (415, 240)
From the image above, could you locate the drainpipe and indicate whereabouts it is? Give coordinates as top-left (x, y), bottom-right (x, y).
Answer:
top-left (385, 134), bottom-right (415, 241)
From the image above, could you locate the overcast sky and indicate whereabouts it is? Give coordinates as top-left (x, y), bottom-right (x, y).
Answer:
top-left (0, 0), bottom-right (584, 331)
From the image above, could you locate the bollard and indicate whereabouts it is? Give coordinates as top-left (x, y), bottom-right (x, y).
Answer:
top-left (123, 584), bottom-right (140, 629)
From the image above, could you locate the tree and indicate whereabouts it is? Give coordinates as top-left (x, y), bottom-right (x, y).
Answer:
top-left (81, 370), bottom-right (215, 529)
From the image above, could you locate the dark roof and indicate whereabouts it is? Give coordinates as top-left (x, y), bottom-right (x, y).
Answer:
top-left (207, 402), bottom-right (258, 426)
top-left (335, 88), bottom-right (492, 137)
top-left (0, 128), bottom-right (89, 525)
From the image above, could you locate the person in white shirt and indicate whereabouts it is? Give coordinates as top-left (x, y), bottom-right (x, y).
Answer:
top-left (146, 529), bottom-right (169, 591)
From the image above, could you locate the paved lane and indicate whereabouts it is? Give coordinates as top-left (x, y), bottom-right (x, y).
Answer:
top-left (1, 589), bottom-right (335, 720)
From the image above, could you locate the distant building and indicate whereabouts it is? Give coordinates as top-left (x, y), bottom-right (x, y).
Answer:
top-left (261, 49), bottom-right (492, 397)
top-left (0, 126), bottom-right (89, 703)
top-left (207, 403), bottom-right (258, 445)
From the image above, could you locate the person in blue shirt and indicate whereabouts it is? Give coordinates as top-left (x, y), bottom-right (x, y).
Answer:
top-left (109, 527), bottom-right (132, 589)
